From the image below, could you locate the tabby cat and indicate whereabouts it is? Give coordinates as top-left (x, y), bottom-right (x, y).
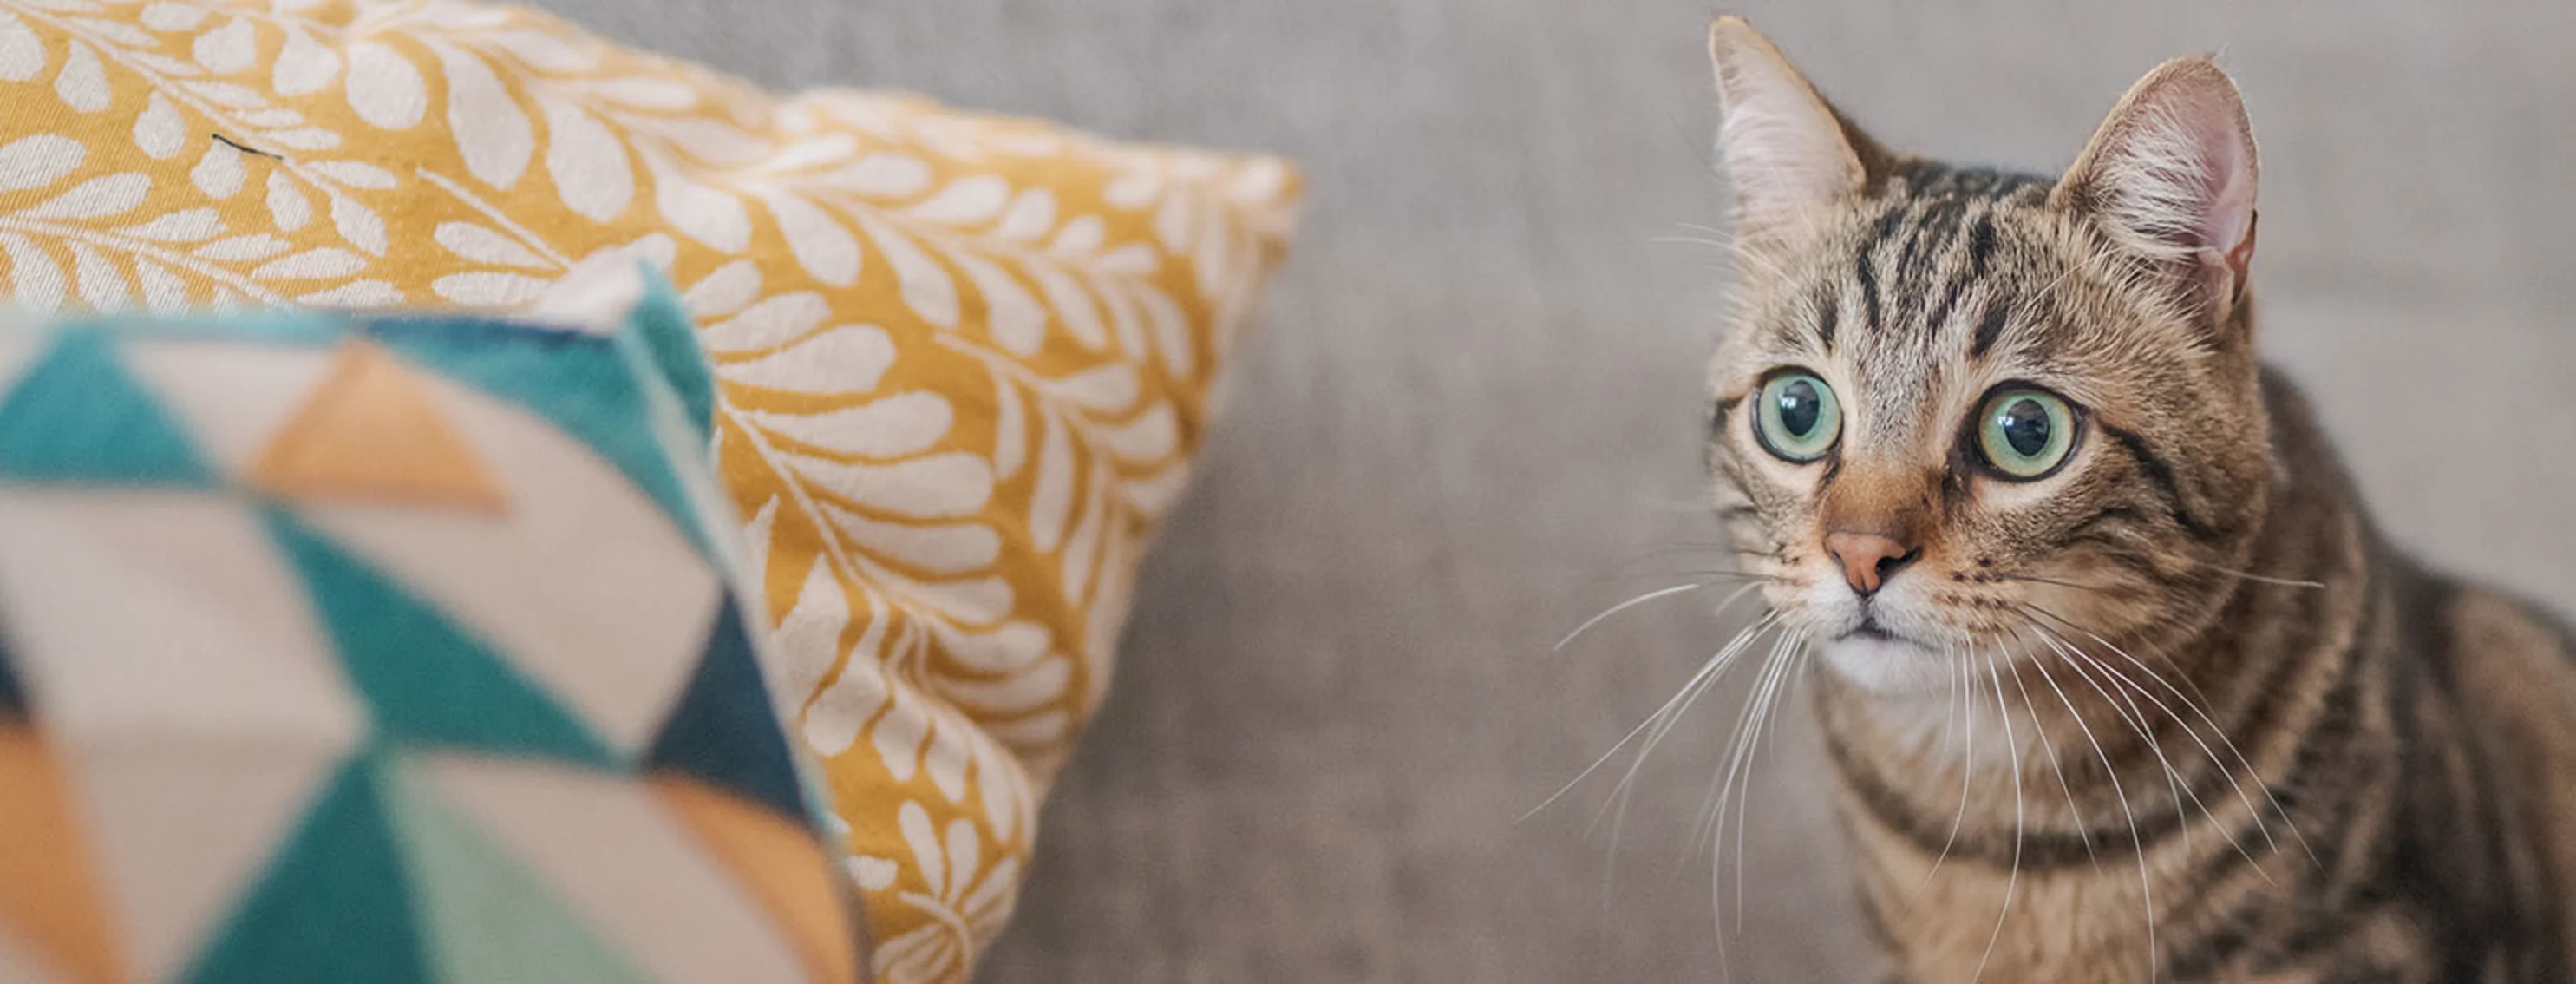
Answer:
top-left (1697, 18), bottom-right (2576, 983)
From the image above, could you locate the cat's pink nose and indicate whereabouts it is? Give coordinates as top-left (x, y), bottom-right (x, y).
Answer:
top-left (1824, 532), bottom-right (1919, 597)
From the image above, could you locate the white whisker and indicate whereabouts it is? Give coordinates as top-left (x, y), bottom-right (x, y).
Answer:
top-left (2017, 626), bottom-right (2160, 983)
top-left (1554, 581), bottom-right (1725, 655)
top-left (2001, 636), bottom-right (2097, 869)
top-left (2030, 625), bottom-right (2209, 861)
top-left (1919, 641), bottom-right (1976, 894)
top-left (1521, 613), bottom-right (1781, 824)
top-left (2021, 603), bottom-right (2318, 867)
top-left (1970, 645), bottom-right (2024, 984)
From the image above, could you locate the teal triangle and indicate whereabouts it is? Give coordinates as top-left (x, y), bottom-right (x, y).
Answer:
top-left (618, 266), bottom-right (715, 447)
top-left (362, 318), bottom-right (719, 563)
top-left (644, 594), bottom-right (811, 822)
top-left (0, 327), bottom-right (216, 486)
top-left (266, 510), bottom-right (619, 769)
top-left (183, 755), bottom-right (430, 984)
top-left (377, 755), bottom-right (650, 984)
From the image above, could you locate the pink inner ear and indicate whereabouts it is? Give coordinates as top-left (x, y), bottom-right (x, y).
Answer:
top-left (2194, 107), bottom-right (2257, 262)
top-left (2089, 75), bottom-right (2259, 273)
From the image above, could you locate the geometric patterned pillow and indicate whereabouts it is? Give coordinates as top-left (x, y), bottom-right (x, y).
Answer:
top-left (0, 268), bottom-right (863, 984)
top-left (0, 3), bottom-right (1301, 977)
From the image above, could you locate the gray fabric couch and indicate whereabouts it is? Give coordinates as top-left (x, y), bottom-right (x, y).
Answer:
top-left (537, 1), bottom-right (2576, 979)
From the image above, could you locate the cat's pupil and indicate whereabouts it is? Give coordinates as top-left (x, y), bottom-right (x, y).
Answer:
top-left (1998, 399), bottom-right (2050, 456)
top-left (1777, 380), bottom-right (1822, 436)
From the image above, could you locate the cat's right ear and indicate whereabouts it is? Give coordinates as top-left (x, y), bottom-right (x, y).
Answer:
top-left (1707, 17), bottom-right (1882, 252)
top-left (2051, 56), bottom-right (2259, 315)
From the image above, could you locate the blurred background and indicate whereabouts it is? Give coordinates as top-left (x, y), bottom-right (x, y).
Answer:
top-left (541, 1), bottom-right (2576, 979)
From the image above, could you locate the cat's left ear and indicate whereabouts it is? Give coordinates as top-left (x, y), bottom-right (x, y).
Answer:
top-left (2054, 56), bottom-right (2259, 317)
top-left (1707, 17), bottom-right (1889, 253)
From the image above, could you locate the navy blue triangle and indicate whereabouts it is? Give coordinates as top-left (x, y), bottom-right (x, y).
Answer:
top-left (0, 630), bottom-right (24, 720)
top-left (0, 328), bottom-right (216, 487)
top-left (183, 753), bottom-right (430, 984)
top-left (644, 594), bottom-right (810, 822)
top-left (265, 511), bottom-right (619, 769)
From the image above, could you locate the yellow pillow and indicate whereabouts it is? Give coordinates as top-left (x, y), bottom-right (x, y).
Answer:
top-left (0, 2), bottom-right (1301, 980)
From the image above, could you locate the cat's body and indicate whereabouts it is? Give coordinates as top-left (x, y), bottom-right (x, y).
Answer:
top-left (1826, 358), bottom-right (2576, 983)
top-left (1697, 21), bottom-right (2576, 983)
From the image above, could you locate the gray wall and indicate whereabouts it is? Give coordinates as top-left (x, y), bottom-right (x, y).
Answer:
top-left (539, 1), bottom-right (2576, 979)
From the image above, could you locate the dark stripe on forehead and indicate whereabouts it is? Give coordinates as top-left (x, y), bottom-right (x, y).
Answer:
top-left (1966, 215), bottom-right (1997, 279)
top-left (1814, 281), bottom-right (1840, 351)
top-left (1856, 242), bottom-right (1883, 335)
top-left (1922, 274), bottom-right (1969, 343)
top-left (1970, 303), bottom-right (2011, 359)
top-left (2102, 424), bottom-right (2220, 541)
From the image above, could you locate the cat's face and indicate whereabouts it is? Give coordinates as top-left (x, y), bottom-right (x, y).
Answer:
top-left (1702, 21), bottom-right (2275, 696)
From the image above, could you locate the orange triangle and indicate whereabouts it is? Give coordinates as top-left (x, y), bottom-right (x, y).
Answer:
top-left (248, 339), bottom-right (507, 514)
top-left (0, 727), bottom-right (124, 984)
top-left (651, 776), bottom-right (860, 984)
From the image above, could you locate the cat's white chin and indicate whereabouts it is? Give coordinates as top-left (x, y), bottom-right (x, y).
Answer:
top-left (1815, 633), bottom-right (1958, 695)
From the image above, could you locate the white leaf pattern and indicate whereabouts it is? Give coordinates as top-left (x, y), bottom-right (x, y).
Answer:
top-left (21, 173), bottom-right (149, 220)
top-left (133, 92), bottom-right (184, 159)
top-left (1025, 410), bottom-right (1072, 554)
top-left (66, 16), bottom-right (158, 48)
top-left (761, 190), bottom-right (860, 287)
top-left (307, 161), bottom-right (395, 189)
top-left (191, 17), bottom-right (256, 75)
top-left (488, 30), bottom-right (595, 73)
top-left (0, 134), bottom-right (82, 192)
top-left (823, 505), bottom-right (1000, 576)
top-left (56, 40), bottom-right (108, 112)
top-left (429, 41), bottom-right (532, 188)
top-left (189, 141), bottom-right (243, 198)
top-left (134, 257), bottom-right (187, 311)
top-left (771, 556), bottom-right (853, 718)
top-left (257, 127), bottom-right (337, 151)
top-left (683, 258), bottom-right (760, 317)
top-left (1028, 263), bottom-right (1104, 348)
top-left (328, 194), bottom-right (386, 256)
top-left (719, 323), bottom-right (897, 394)
top-left (988, 365), bottom-right (1025, 480)
top-left (193, 233), bottom-right (288, 261)
top-left (742, 392), bottom-right (952, 459)
top-left (906, 175), bottom-right (1009, 225)
top-left (435, 220), bottom-right (549, 268)
top-left (431, 270), bottom-right (547, 305)
top-left (271, 24), bottom-right (339, 95)
top-left (994, 188), bottom-right (1054, 242)
top-left (121, 207), bottom-right (220, 242)
top-left (539, 96), bottom-right (632, 222)
top-left (853, 212), bottom-right (958, 328)
top-left (252, 247), bottom-right (363, 280)
top-left (344, 42), bottom-right (426, 129)
top-left (643, 149), bottom-right (749, 253)
top-left (0, 233), bottom-right (65, 310)
top-left (781, 451), bottom-right (994, 520)
top-left (138, 3), bottom-right (210, 31)
top-left (0, 10), bottom-right (42, 82)
top-left (63, 244), bottom-right (125, 310)
top-left (820, 153), bottom-right (930, 197)
top-left (297, 279), bottom-right (402, 306)
top-left (700, 291), bottom-right (827, 353)
top-left (265, 171), bottom-right (311, 231)
top-left (945, 249), bottom-right (1044, 355)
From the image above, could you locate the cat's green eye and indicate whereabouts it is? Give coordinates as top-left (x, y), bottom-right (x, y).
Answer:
top-left (1754, 370), bottom-right (1842, 462)
top-left (1975, 386), bottom-right (2079, 480)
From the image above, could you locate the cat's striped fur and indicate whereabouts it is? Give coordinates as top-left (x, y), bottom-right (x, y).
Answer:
top-left (1700, 19), bottom-right (2576, 983)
